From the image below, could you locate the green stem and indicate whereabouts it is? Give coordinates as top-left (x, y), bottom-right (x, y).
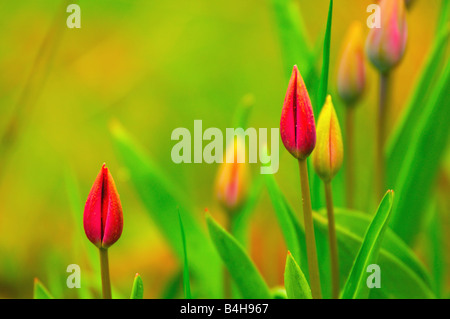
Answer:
top-left (298, 159), bottom-right (322, 299)
top-left (376, 72), bottom-right (390, 201)
top-left (324, 182), bottom-right (339, 299)
top-left (99, 248), bottom-right (112, 299)
top-left (345, 107), bottom-right (355, 209)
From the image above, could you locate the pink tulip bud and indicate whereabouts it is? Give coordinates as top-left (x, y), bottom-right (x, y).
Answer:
top-left (366, 0), bottom-right (408, 73)
top-left (280, 65), bottom-right (316, 160)
top-left (215, 137), bottom-right (249, 213)
top-left (313, 95), bottom-right (343, 183)
top-left (84, 164), bottom-right (123, 248)
top-left (337, 21), bottom-right (366, 105)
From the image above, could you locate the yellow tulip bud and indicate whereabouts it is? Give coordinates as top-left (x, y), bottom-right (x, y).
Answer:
top-left (313, 96), bottom-right (344, 183)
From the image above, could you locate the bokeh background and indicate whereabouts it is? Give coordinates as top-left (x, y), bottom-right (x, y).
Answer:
top-left (0, 0), bottom-right (448, 298)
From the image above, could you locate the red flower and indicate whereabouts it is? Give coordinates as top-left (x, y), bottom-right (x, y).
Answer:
top-left (280, 65), bottom-right (316, 160)
top-left (83, 164), bottom-right (123, 248)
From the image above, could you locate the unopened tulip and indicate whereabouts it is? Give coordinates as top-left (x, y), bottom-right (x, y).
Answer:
top-left (337, 21), bottom-right (366, 106)
top-left (366, 0), bottom-right (408, 73)
top-left (280, 65), bottom-right (316, 160)
top-left (313, 95), bottom-right (343, 183)
top-left (215, 137), bottom-right (249, 213)
top-left (84, 164), bottom-right (123, 249)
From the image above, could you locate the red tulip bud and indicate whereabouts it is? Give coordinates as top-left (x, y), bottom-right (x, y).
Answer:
top-left (280, 65), bottom-right (316, 160)
top-left (337, 21), bottom-right (366, 106)
top-left (84, 164), bottom-right (123, 248)
top-left (366, 0), bottom-right (408, 73)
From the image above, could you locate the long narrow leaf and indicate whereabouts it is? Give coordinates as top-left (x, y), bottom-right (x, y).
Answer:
top-left (341, 191), bottom-right (394, 299)
top-left (284, 252), bottom-right (312, 299)
top-left (110, 122), bottom-right (222, 298)
top-left (386, 27), bottom-right (450, 186)
top-left (33, 278), bottom-right (54, 299)
top-left (206, 214), bottom-right (271, 299)
top-left (130, 274), bottom-right (144, 299)
top-left (389, 60), bottom-right (450, 243)
top-left (178, 211), bottom-right (192, 299)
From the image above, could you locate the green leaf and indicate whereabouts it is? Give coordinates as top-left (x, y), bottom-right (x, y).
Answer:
top-left (206, 214), bottom-right (271, 299)
top-left (34, 278), bottom-right (54, 299)
top-left (386, 27), bottom-right (450, 186)
top-left (178, 211), bottom-right (192, 299)
top-left (264, 173), bottom-right (303, 268)
top-left (341, 191), bottom-right (394, 298)
top-left (110, 122), bottom-right (222, 298)
top-left (389, 58), bottom-right (450, 244)
top-left (284, 252), bottom-right (312, 299)
top-left (269, 0), bottom-right (313, 80)
top-left (264, 172), bottom-right (332, 298)
top-left (426, 202), bottom-right (445, 298)
top-left (130, 274), bottom-right (144, 299)
top-left (329, 209), bottom-right (432, 288)
top-left (316, 0), bottom-right (333, 113)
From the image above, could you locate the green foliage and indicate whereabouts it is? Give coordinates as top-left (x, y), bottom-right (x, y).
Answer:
top-left (388, 57), bottom-right (450, 244)
top-left (284, 252), bottom-right (312, 299)
top-left (130, 274), bottom-right (144, 299)
top-left (341, 191), bottom-right (394, 299)
top-left (178, 211), bottom-right (192, 299)
top-left (111, 122), bottom-right (222, 298)
top-left (33, 279), bottom-right (54, 299)
top-left (206, 214), bottom-right (271, 299)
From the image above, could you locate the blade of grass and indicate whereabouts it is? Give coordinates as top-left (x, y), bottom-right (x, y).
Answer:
top-left (178, 211), bottom-right (192, 299)
top-left (206, 214), bottom-right (271, 299)
top-left (110, 121), bottom-right (222, 298)
top-left (284, 252), bottom-right (312, 299)
top-left (33, 278), bottom-right (54, 299)
top-left (130, 274), bottom-right (144, 299)
top-left (341, 190), bottom-right (394, 299)
top-left (389, 60), bottom-right (450, 243)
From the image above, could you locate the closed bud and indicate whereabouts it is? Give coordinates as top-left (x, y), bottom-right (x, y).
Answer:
top-left (366, 0), bottom-right (408, 73)
top-left (337, 21), bottom-right (366, 106)
top-left (215, 137), bottom-right (249, 213)
top-left (313, 96), bottom-right (343, 183)
top-left (84, 164), bottom-right (123, 249)
top-left (280, 65), bottom-right (316, 160)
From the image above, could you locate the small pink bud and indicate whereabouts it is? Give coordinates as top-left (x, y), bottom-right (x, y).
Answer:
top-left (313, 96), bottom-right (343, 183)
top-left (366, 0), bottom-right (408, 73)
top-left (215, 137), bottom-right (249, 213)
top-left (280, 65), bottom-right (316, 160)
top-left (337, 21), bottom-right (366, 105)
top-left (84, 164), bottom-right (123, 248)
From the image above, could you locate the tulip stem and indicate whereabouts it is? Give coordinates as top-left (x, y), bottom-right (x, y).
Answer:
top-left (324, 182), bottom-right (340, 299)
top-left (376, 72), bottom-right (390, 200)
top-left (298, 159), bottom-right (322, 299)
top-left (345, 107), bottom-right (355, 209)
top-left (99, 248), bottom-right (112, 299)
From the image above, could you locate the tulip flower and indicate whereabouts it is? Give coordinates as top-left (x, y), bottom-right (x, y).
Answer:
top-left (215, 136), bottom-right (249, 215)
top-left (313, 95), bottom-right (344, 183)
top-left (366, 0), bottom-right (407, 200)
top-left (280, 65), bottom-right (321, 299)
top-left (84, 163), bottom-right (123, 248)
top-left (280, 65), bottom-right (316, 160)
top-left (366, 0), bottom-right (408, 74)
top-left (337, 21), bottom-right (366, 208)
top-left (84, 163), bottom-right (123, 299)
top-left (312, 95), bottom-right (343, 298)
top-left (337, 21), bottom-right (366, 106)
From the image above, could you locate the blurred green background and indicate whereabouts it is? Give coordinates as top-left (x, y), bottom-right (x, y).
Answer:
top-left (0, 0), bottom-right (447, 298)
